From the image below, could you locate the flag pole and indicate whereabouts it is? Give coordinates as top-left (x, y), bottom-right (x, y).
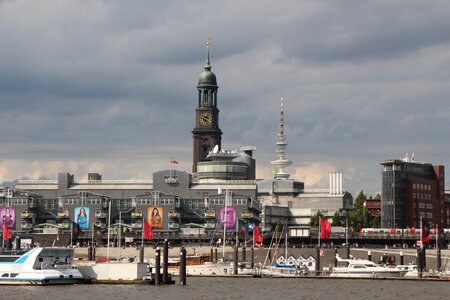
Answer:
top-left (435, 224), bottom-right (438, 250)
top-left (253, 226), bottom-right (255, 249)
top-left (318, 217), bottom-right (321, 247)
top-left (222, 190), bottom-right (228, 262)
top-left (420, 216), bottom-right (423, 249)
top-left (141, 217), bottom-right (144, 248)
top-left (107, 200), bottom-right (111, 259)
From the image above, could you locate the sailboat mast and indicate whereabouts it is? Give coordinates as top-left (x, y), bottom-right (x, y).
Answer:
top-left (107, 200), bottom-right (111, 259)
top-left (222, 190), bottom-right (229, 261)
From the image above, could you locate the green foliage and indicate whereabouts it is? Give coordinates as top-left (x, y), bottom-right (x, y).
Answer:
top-left (332, 211), bottom-right (343, 226)
top-left (371, 215), bottom-right (381, 228)
top-left (309, 211), bottom-right (325, 228)
top-left (348, 190), bottom-right (382, 230)
top-left (349, 190), bottom-right (370, 232)
top-left (272, 219), bottom-right (282, 233)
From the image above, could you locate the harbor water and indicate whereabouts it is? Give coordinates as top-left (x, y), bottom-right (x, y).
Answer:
top-left (4, 277), bottom-right (450, 300)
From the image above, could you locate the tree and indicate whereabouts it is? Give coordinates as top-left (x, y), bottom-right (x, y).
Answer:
top-left (371, 215), bottom-right (381, 228)
top-left (332, 211), bottom-right (343, 226)
top-left (309, 211), bottom-right (325, 228)
top-left (349, 190), bottom-right (370, 232)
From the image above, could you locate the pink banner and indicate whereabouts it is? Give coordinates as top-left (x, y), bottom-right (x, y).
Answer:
top-left (220, 207), bottom-right (236, 229)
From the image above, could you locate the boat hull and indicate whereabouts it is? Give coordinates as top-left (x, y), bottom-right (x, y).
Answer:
top-left (0, 278), bottom-right (83, 285)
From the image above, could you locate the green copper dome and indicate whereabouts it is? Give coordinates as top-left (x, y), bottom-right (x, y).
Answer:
top-left (198, 44), bottom-right (217, 86)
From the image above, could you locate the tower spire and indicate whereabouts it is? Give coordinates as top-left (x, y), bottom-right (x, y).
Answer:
top-left (271, 97), bottom-right (292, 179)
top-left (205, 37), bottom-right (212, 70)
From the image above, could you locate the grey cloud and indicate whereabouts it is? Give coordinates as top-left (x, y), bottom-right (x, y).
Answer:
top-left (1, 0), bottom-right (449, 195)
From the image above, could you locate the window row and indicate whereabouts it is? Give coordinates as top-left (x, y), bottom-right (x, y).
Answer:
top-left (413, 193), bottom-right (432, 200)
top-left (136, 198), bottom-right (175, 205)
top-left (413, 183), bottom-right (431, 190)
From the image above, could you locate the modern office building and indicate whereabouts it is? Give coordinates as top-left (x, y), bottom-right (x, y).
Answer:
top-left (380, 155), bottom-right (446, 228)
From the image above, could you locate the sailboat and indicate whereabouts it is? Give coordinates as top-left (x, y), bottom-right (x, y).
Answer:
top-left (260, 227), bottom-right (308, 277)
top-left (165, 189), bottom-right (253, 276)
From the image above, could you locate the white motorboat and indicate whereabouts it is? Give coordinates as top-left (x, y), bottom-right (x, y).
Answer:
top-left (0, 247), bottom-right (84, 285)
top-left (330, 255), bottom-right (406, 278)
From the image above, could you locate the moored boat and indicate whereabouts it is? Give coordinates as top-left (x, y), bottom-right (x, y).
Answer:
top-left (0, 247), bottom-right (83, 285)
top-left (330, 255), bottom-right (407, 278)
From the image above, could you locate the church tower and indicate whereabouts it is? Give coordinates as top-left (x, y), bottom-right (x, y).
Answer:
top-left (192, 40), bottom-right (222, 173)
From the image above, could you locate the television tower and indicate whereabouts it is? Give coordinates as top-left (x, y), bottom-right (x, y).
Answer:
top-left (271, 97), bottom-right (292, 179)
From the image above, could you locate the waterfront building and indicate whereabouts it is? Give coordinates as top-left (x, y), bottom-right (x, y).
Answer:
top-left (444, 190), bottom-right (450, 227)
top-left (9, 42), bottom-right (260, 242)
top-left (380, 155), bottom-right (446, 228)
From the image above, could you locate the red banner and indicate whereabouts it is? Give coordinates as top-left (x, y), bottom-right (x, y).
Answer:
top-left (254, 224), bottom-right (264, 243)
top-left (144, 220), bottom-right (154, 240)
top-left (3, 224), bottom-right (12, 241)
top-left (320, 218), bottom-right (331, 239)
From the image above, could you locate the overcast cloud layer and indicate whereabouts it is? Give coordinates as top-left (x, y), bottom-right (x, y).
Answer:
top-left (1, 0), bottom-right (449, 196)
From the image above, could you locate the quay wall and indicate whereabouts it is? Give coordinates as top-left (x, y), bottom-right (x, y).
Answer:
top-left (74, 246), bottom-right (449, 271)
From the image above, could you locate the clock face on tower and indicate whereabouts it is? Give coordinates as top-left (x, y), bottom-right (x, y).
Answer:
top-left (199, 112), bottom-right (212, 126)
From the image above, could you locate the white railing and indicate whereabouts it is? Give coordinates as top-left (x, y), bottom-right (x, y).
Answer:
top-left (76, 180), bottom-right (152, 184)
top-left (17, 180), bottom-right (58, 184)
top-left (301, 189), bottom-right (332, 194)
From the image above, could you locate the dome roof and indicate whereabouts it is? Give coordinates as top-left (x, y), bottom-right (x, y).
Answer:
top-left (198, 69), bottom-right (217, 86)
top-left (198, 43), bottom-right (217, 86)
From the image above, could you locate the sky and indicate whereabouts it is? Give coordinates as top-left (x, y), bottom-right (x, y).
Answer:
top-left (1, 0), bottom-right (449, 197)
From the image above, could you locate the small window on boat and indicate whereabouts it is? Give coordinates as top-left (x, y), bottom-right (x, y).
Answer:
top-left (1, 273), bottom-right (9, 277)
top-left (39, 258), bottom-right (43, 262)
top-left (10, 273), bottom-right (18, 278)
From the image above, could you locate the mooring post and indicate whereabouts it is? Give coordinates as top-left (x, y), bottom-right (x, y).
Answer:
top-left (163, 239), bottom-right (169, 284)
top-left (214, 248), bottom-right (218, 263)
top-left (367, 250), bottom-right (371, 262)
top-left (251, 246), bottom-right (255, 269)
top-left (14, 236), bottom-right (20, 251)
top-left (139, 246), bottom-right (144, 263)
top-left (400, 251), bottom-right (404, 265)
top-left (210, 248), bottom-right (214, 262)
top-left (315, 246), bottom-right (321, 276)
top-left (416, 248), bottom-right (422, 279)
top-left (155, 248), bottom-right (161, 285)
top-left (346, 244), bottom-right (350, 259)
top-left (180, 247), bottom-right (187, 285)
top-left (437, 246), bottom-right (441, 272)
top-left (422, 247), bottom-right (426, 271)
top-left (88, 243), bottom-right (93, 261)
top-left (334, 247), bottom-right (337, 267)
